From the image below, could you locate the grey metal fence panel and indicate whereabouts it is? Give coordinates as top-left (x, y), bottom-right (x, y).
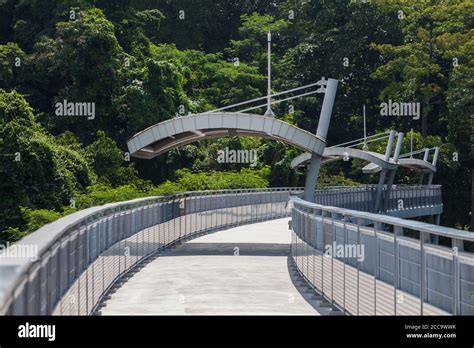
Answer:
top-left (13, 278), bottom-right (27, 315)
top-left (460, 260), bottom-right (474, 314)
top-left (0, 188), bottom-right (303, 315)
top-left (39, 253), bottom-right (50, 315)
top-left (291, 197), bottom-right (474, 316)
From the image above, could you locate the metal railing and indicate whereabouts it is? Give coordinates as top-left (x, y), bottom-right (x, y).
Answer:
top-left (0, 188), bottom-right (302, 315)
top-left (314, 185), bottom-right (442, 216)
top-left (291, 197), bottom-right (474, 315)
top-left (0, 185), bottom-right (448, 316)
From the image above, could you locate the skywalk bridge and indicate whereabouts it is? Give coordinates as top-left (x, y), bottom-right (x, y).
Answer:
top-left (1, 185), bottom-right (473, 316)
top-left (1, 75), bottom-right (473, 316)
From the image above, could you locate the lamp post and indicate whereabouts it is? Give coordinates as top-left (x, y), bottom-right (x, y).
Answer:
top-left (264, 31), bottom-right (275, 117)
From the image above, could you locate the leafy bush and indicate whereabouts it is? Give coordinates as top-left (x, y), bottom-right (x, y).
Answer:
top-left (86, 130), bottom-right (138, 187)
top-left (7, 167), bottom-right (271, 239)
top-left (0, 90), bottom-right (94, 242)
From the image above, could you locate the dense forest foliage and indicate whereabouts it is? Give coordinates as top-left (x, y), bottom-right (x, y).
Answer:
top-left (0, 0), bottom-right (472, 243)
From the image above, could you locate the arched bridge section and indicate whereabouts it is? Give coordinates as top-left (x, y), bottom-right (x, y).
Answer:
top-left (363, 158), bottom-right (436, 174)
top-left (127, 112), bottom-right (327, 159)
top-left (291, 147), bottom-right (398, 171)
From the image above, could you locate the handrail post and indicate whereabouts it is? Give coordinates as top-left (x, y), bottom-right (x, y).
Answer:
top-left (356, 218), bottom-right (362, 315)
top-left (393, 225), bottom-right (402, 315)
top-left (452, 244), bottom-right (459, 315)
top-left (374, 222), bottom-right (383, 315)
top-left (343, 214), bottom-right (348, 314)
top-left (330, 212), bottom-right (335, 308)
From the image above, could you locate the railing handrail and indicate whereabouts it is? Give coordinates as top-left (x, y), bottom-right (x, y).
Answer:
top-left (315, 184), bottom-right (441, 190)
top-left (293, 197), bottom-right (473, 242)
top-left (0, 187), bottom-right (304, 314)
top-left (0, 185), bottom-right (447, 315)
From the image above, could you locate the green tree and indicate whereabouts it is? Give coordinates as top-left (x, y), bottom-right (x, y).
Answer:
top-left (26, 8), bottom-right (123, 141)
top-left (372, 0), bottom-right (473, 137)
top-left (86, 130), bottom-right (138, 187)
top-left (0, 42), bottom-right (26, 89)
top-left (0, 89), bottom-right (93, 242)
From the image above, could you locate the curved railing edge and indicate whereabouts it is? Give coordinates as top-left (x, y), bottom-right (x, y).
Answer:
top-left (0, 187), bottom-right (304, 315)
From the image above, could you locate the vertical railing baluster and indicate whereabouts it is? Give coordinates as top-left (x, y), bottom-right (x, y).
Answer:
top-left (420, 231), bottom-right (425, 316)
top-left (343, 214), bottom-right (348, 314)
top-left (331, 212), bottom-right (335, 308)
top-left (357, 218), bottom-right (361, 315)
top-left (452, 241), bottom-right (460, 315)
top-left (374, 222), bottom-right (379, 315)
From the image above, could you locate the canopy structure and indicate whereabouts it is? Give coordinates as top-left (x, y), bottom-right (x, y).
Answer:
top-left (362, 147), bottom-right (439, 185)
top-left (127, 77), bottom-right (340, 203)
top-left (291, 146), bottom-right (398, 172)
top-left (291, 130), bottom-right (405, 212)
top-left (127, 112), bottom-right (327, 160)
top-left (363, 156), bottom-right (437, 174)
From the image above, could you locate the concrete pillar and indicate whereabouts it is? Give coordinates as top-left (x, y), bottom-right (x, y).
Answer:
top-left (303, 78), bottom-right (338, 202)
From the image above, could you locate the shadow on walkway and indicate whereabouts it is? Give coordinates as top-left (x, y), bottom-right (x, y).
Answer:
top-left (160, 242), bottom-right (290, 257)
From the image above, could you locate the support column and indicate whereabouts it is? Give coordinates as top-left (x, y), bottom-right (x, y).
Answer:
top-left (374, 170), bottom-right (387, 213)
top-left (303, 78), bottom-right (338, 202)
top-left (427, 147), bottom-right (440, 185)
top-left (303, 154), bottom-right (323, 202)
top-left (419, 148), bottom-right (430, 185)
top-left (374, 130), bottom-right (396, 212)
top-left (383, 132), bottom-right (404, 212)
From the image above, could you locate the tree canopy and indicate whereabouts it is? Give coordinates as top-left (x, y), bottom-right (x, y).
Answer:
top-left (0, 0), bottom-right (472, 241)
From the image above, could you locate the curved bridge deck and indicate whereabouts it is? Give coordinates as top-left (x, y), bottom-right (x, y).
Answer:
top-left (1, 188), bottom-right (469, 316)
top-left (101, 218), bottom-right (448, 316)
top-left (101, 219), bottom-right (322, 315)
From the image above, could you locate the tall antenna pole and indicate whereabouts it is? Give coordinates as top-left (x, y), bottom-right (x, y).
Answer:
top-left (362, 104), bottom-right (368, 150)
top-left (264, 31), bottom-right (274, 116)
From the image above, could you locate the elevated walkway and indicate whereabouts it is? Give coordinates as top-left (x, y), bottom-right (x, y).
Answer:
top-left (101, 219), bottom-right (323, 315)
top-left (363, 158), bottom-right (436, 174)
top-left (0, 188), bottom-right (469, 317)
top-left (127, 112), bottom-right (326, 159)
top-left (291, 147), bottom-right (397, 171)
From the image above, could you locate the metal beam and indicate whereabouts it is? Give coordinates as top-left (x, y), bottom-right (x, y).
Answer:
top-left (374, 131), bottom-right (396, 212)
top-left (303, 78), bottom-right (338, 202)
top-left (419, 148), bottom-right (430, 184)
top-left (383, 132), bottom-right (404, 212)
top-left (427, 147), bottom-right (440, 185)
